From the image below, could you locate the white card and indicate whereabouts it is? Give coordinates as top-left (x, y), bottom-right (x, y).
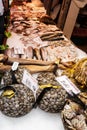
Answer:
top-left (22, 70), bottom-right (38, 93)
top-left (12, 62), bottom-right (19, 71)
top-left (0, 78), bottom-right (4, 85)
top-left (33, 36), bottom-right (43, 44)
top-left (56, 75), bottom-right (80, 95)
top-left (14, 48), bottom-right (24, 55)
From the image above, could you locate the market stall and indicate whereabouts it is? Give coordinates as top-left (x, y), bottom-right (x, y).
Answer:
top-left (0, 1), bottom-right (87, 130)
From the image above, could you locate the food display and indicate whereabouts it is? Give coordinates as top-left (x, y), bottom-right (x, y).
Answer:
top-left (36, 72), bottom-right (68, 113)
top-left (40, 41), bottom-right (77, 62)
top-left (0, 0), bottom-right (87, 130)
top-left (73, 58), bottom-right (87, 86)
top-left (5, 0), bottom-right (82, 63)
top-left (61, 99), bottom-right (87, 130)
top-left (36, 87), bottom-right (67, 113)
top-left (62, 58), bottom-right (87, 90)
top-left (78, 92), bottom-right (87, 107)
top-left (37, 72), bottom-right (58, 85)
top-left (1, 67), bottom-right (29, 86)
top-left (0, 84), bottom-right (35, 117)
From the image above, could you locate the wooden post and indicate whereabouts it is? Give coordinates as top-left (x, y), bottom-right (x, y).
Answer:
top-left (43, 0), bottom-right (53, 15)
top-left (63, 0), bottom-right (87, 39)
top-left (57, 0), bottom-right (71, 30)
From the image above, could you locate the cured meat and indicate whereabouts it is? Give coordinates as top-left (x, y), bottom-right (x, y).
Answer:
top-left (39, 15), bottom-right (56, 25)
top-left (27, 46), bottom-right (34, 59)
top-left (0, 64), bottom-right (55, 74)
top-left (40, 31), bottom-right (63, 41)
top-left (21, 46), bottom-right (34, 59)
top-left (0, 55), bottom-right (54, 66)
top-left (40, 47), bottom-right (48, 61)
top-left (31, 0), bottom-right (43, 7)
top-left (6, 0), bottom-right (82, 64)
top-left (5, 48), bottom-right (19, 58)
top-left (40, 42), bottom-right (78, 62)
top-left (24, 64), bottom-right (55, 73)
top-left (34, 48), bottom-right (42, 60)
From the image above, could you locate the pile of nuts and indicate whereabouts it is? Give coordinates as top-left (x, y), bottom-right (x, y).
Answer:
top-left (0, 84), bottom-right (35, 117)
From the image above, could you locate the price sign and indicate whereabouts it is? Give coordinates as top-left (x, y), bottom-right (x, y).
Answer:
top-left (14, 48), bottom-right (24, 55)
top-left (56, 75), bottom-right (80, 95)
top-left (12, 62), bottom-right (19, 71)
top-left (33, 36), bottom-right (43, 44)
top-left (22, 70), bottom-right (38, 93)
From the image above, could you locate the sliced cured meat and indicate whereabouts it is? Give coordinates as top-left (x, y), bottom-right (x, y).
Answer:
top-left (21, 46), bottom-right (33, 59)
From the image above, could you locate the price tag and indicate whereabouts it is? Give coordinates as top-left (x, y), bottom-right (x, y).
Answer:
top-left (0, 78), bottom-right (4, 85)
top-left (56, 75), bottom-right (80, 95)
top-left (65, 104), bottom-right (71, 109)
top-left (22, 70), bottom-right (38, 93)
top-left (14, 48), bottom-right (24, 55)
top-left (12, 62), bottom-right (19, 71)
top-left (33, 36), bottom-right (43, 44)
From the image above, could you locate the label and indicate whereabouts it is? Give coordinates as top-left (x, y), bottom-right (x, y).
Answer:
top-left (14, 48), bottom-right (24, 55)
top-left (0, 78), bottom-right (4, 85)
top-left (33, 36), bottom-right (43, 45)
top-left (22, 70), bottom-right (38, 93)
top-left (12, 62), bottom-right (19, 71)
top-left (65, 104), bottom-right (71, 109)
top-left (56, 75), bottom-right (80, 95)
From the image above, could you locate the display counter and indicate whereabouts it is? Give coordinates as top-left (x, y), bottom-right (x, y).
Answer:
top-left (0, 1), bottom-right (87, 130)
